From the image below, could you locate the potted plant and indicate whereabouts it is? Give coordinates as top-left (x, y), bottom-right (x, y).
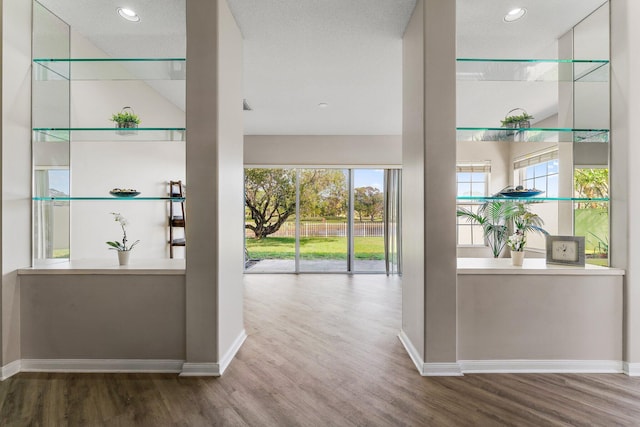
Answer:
top-left (110, 106), bottom-right (141, 130)
top-left (500, 108), bottom-right (534, 129)
top-left (507, 230), bottom-right (526, 265)
top-left (106, 212), bottom-right (140, 265)
top-left (457, 200), bottom-right (547, 258)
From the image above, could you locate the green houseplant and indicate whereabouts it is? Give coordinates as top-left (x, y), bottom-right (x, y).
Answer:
top-left (457, 200), bottom-right (547, 258)
top-left (500, 112), bottom-right (534, 128)
top-left (110, 106), bottom-right (141, 129)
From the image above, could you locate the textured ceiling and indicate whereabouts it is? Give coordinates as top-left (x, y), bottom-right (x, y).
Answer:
top-left (38, 0), bottom-right (608, 135)
top-left (228, 0), bottom-right (416, 135)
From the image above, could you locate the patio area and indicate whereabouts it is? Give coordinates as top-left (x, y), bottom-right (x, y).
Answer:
top-left (245, 259), bottom-right (387, 273)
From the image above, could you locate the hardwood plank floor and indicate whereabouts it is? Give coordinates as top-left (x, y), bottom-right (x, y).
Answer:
top-left (2, 274), bottom-right (640, 426)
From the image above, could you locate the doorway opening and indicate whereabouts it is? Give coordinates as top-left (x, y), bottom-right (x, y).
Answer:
top-left (244, 167), bottom-right (401, 274)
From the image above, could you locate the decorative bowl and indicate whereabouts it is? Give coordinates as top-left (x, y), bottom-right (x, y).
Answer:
top-left (110, 189), bottom-right (141, 198)
top-left (500, 189), bottom-right (544, 198)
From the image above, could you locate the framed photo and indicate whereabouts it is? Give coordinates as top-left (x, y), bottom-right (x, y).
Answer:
top-left (546, 235), bottom-right (585, 266)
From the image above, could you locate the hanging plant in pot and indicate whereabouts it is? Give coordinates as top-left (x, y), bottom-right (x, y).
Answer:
top-left (110, 106), bottom-right (141, 134)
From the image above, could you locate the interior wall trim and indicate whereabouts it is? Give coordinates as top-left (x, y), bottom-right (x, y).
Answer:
top-left (422, 363), bottom-right (464, 377)
top-left (1, 360), bottom-right (22, 381)
top-left (398, 330), bottom-right (424, 374)
top-left (19, 359), bottom-right (184, 374)
top-left (180, 329), bottom-right (247, 377)
top-left (218, 329), bottom-right (248, 375)
top-left (460, 359), bottom-right (624, 374)
top-left (624, 362), bottom-right (640, 376)
top-left (179, 362), bottom-right (220, 377)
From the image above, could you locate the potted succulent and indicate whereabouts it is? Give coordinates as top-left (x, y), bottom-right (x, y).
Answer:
top-left (110, 106), bottom-right (140, 133)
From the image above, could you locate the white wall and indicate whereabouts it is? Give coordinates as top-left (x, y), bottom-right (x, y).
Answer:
top-left (216, 0), bottom-right (244, 365)
top-left (401, 0), bottom-right (426, 362)
top-left (71, 141), bottom-right (185, 260)
top-left (244, 135), bottom-right (401, 167)
top-left (2, 0), bottom-right (32, 368)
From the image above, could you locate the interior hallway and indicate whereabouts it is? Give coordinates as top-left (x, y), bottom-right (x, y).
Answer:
top-left (1, 274), bottom-right (640, 425)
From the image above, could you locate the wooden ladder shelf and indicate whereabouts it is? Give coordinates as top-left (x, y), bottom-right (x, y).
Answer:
top-left (169, 180), bottom-right (185, 258)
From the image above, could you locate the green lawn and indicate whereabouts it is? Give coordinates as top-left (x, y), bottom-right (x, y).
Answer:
top-left (245, 236), bottom-right (384, 260)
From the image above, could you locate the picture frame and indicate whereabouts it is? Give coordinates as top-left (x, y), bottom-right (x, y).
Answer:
top-left (546, 235), bottom-right (586, 266)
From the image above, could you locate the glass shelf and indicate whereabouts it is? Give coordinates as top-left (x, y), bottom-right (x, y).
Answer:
top-left (33, 196), bottom-right (185, 201)
top-left (456, 128), bottom-right (609, 143)
top-left (33, 58), bottom-right (186, 81)
top-left (457, 196), bottom-right (609, 202)
top-left (456, 58), bottom-right (609, 82)
top-left (33, 128), bottom-right (186, 142)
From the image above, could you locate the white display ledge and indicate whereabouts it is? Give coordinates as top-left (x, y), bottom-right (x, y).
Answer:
top-left (458, 258), bottom-right (624, 276)
top-left (18, 258), bottom-right (185, 275)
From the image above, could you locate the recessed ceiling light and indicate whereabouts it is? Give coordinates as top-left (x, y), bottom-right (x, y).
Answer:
top-left (318, 103), bottom-right (329, 108)
top-left (504, 7), bottom-right (527, 23)
top-left (117, 7), bottom-right (140, 22)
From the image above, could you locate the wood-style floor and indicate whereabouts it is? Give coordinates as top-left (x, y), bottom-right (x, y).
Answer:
top-left (2, 274), bottom-right (640, 426)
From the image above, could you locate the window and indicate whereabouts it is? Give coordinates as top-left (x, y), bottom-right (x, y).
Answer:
top-left (515, 150), bottom-right (559, 197)
top-left (456, 162), bottom-right (490, 246)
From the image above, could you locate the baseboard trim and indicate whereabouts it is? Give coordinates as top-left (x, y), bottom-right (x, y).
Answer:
top-left (20, 359), bottom-right (184, 373)
top-left (624, 362), bottom-right (640, 376)
top-left (219, 329), bottom-right (247, 375)
top-left (398, 330), bottom-right (424, 374)
top-left (179, 362), bottom-right (220, 377)
top-left (459, 359), bottom-right (624, 374)
top-left (398, 331), bottom-right (463, 376)
top-left (423, 363), bottom-right (463, 376)
top-left (1, 360), bottom-right (21, 380)
top-left (180, 329), bottom-right (248, 377)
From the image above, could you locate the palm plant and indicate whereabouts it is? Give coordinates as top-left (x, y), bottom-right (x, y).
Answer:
top-left (457, 200), bottom-right (547, 258)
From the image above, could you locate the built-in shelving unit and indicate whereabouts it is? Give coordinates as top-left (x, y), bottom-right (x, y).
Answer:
top-left (32, 0), bottom-right (187, 262)
top-left (456, 197), bottom-right (609, 202)
top-left (33, 196), bottom-right (185, 201)
top-left (456, 46), bottom-right (611, 265)
top-left (456, 127), bottom-right (609, 143)
top-left (456, 58), bottom-right (609, 82)
top-left (33, 128), bottom-right (186, 142)
top-left (33, 57), bottom-right (186, 81)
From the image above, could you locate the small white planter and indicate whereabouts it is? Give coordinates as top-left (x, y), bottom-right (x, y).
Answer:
top-left (118, 250), bottom-right (130, 266)
top-left (511, 250), bottom-right (525, 266)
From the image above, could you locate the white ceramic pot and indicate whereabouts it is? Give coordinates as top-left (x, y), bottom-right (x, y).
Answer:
top-left (511, 250), bottom-right (525, 266)
top-left (118, 250), bottom-right (130, 266)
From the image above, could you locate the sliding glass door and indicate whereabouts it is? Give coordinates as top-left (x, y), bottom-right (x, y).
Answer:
top-left (299, 169), bottom-right (349, 272)
top-left (244, 167), bottom-right (401, 274)
top-left (352, 169), bottom-right (385, 272)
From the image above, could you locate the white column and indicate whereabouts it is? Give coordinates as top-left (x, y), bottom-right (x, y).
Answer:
top-left (611, 0), bottom-right (640, 375)
top-left (1, 0), bottom-right (32, 374)
top-left (401, 0), bottom-right (459, 376)
top-left (184, 0), bottom-right (245, 376)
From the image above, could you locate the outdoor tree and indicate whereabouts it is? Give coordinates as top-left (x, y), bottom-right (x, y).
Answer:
top-left (245, 169), bottom-right (298, 239)
top-left (354, 186), bottom-right (383, 222)
top-left (574, 168), bottom-right (609, 209)
top-left (245, 169), bottom-right (349, 239)
top-left (300, 170), bottom-right (348, 219)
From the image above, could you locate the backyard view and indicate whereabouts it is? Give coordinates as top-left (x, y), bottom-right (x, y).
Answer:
top-left (574, 168), bottom-right (609, 266)
top-left (245, 168), bottom-right (388, 272)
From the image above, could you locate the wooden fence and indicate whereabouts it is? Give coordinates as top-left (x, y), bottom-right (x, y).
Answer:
top-left (245, 222), bottom-right (384, 238)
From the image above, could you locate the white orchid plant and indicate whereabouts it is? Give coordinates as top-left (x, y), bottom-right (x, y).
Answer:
top-left (106, 212), bottom-right (140, 252)
top-left (507, 229), bottom-right (526, 252)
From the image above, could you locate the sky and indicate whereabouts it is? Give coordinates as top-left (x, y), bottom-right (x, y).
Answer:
top-left (354, 169), bottom-right (383, 190)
